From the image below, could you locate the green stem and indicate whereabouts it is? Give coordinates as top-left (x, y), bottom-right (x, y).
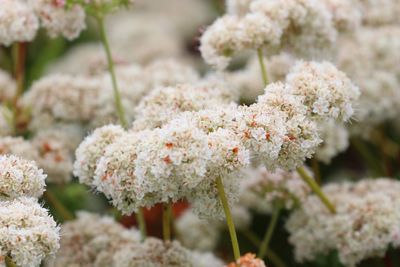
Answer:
top-left (257, 48), bottom-right (268, 86)
top-left (5, 256), bottom-right (17, 267)
top-left (216, 177), bottom-right (241, 260)
top-left (311, 158), bottom-right (321, 185)
top-left (258, 207), bottom-right (280, 259)
top-left (297, 167), bottom-right (336, 214)
top-left (43, 191), bottom-right (74, 221)
top-left (162, 203), bottom-right (171, 241)
top-left (136, 208), bottom-right (147, 241)
top-left (96, 15), bottom-right (147, 238)
top-left (96, 16), bottom-right (128, 128)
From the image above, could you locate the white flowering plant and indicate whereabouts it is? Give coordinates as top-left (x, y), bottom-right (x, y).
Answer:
top-left (0, 0), bottom-right (399, 267)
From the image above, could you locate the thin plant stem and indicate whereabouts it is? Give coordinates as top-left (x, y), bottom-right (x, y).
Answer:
top-left (257, 48), bottom-right (269, 86)
top-left (5, 256), bottom-right (17, 267)
top-left (258, 207), bottom-right (280, 259)
top-left (297, 166), bottom-right (336, 214)
top-left (135, 209), bottom-right (147, 241)
top-left (162, 203), bottom-right (171, 241)
top-left (12, 42), bottom-right (27, 134)
top-left (96, 16), bottom-right (128, 128)
top-left (311, 158), bottom-right (321, 185)
top-left (43, 191), bottom-right (74, 221)
top-left (96, 16), bottom-right (147, 239)
top-left (216, 177), bottom-right (241, 261)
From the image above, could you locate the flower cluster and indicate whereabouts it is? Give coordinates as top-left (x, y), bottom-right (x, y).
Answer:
top-left (0, 128), bottom-right (82, 184)
top-left (0, 0), bottom-right (85, 46)
top-left (0, 155), bottom-right (46, 200)
top-left (200, 0), bottom-right (360, 69)
top-left (74, 61), bottom-right (359, 219)
top-left (0, 197), bottom-right (60, 267)
top-left (112, 237), bottom-right (224, 267)
top-left (0, 156), bottom-right (59, 267)
top-left (286, 178), bottom-right (400, 267)
top-left (24, 59), bottom-right (201, 131)
top-left (45, 212), bottom-right (141, 267)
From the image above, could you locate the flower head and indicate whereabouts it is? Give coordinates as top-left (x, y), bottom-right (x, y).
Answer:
top-left (0, 155), bottom-right (46, 200)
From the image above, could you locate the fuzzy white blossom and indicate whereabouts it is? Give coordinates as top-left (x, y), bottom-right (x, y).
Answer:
top-left (28, 0), bottom-right (86, 40)
top-left (251, 83), bottom-right (321, 170)
top-left (201, 0), bottom-right (346, 69)
top-left (74, 124), bottom-right (125, 187)
top-left (132, 83), bottom-right (236, 131)
top-left (31, 128), bottom-right (77, 184)
top-left (0, 155), bottom-right (46, 200)
top-left (46, 212), bottom-right (140, 267)
top-left (0, 197), bottom-right (60, 267)
top-left (23, 74), bottom-right (102, 131)
top-left (0, 0), bottom-right (39, 46)
top-left (112, 237), bottom-right (222, 267)
top-left (93, 131), bottom-right (150, 214)
top-left (134, 122), bottom-right (212, 205)
top-left (286, 178), bottom-right (400, 267)
top-left (286, 61), bottom-right (360, 122)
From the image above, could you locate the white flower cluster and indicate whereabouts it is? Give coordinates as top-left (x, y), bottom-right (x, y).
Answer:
top-left (132, 82), bottom-right (237, 131)
top-left (112, 237), bottom-right (224, 267)
top-left (0, 0), bottom-right (85, 46)
top-left (200, 0), bottom-right (360, 69)
top-left (31, 127), bottom-right (82, 184)
top-left (45, 212), bottom-right (141, 267)
top-left (176, 206), bottom-right (251, 251)
top-left (0, 128), bottom-right (82, 184)
top-left (0, 156), bottom-right (59, 267)
top-left (0, 197), bottom-right (60, 267)
top-left (240, 166), bottom-right (312, 213)
top-left (0, 155), bottom-right (46, 200)
top-left (286, 178), bottom-right (400, 267)
top-left (74, 61), bottom-right (358, 219)
top-left (336, 26), bottom-right (400, 137)
top-left (25, 59), bottom-right (200, 131)
top-left (286, 61), bottom-right (360, 122)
